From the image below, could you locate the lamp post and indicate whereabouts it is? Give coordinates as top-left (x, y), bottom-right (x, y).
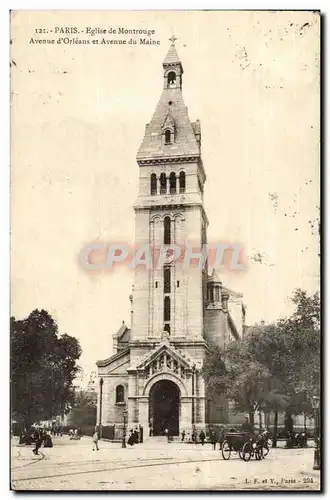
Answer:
top-left (122, 409), bottom-right (128, 448)
top-left (192, 364), bottom-right (196, 427)
top-left (99, 378), bottom-right (104, 438)
top-left (312, 395), bottom-right (320, 471)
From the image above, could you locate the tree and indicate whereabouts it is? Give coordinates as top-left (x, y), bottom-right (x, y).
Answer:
top-left (11, 309), bottom-right (82, 428)
top-left (68, 389), bottom-right (97, 431)
top-left (241, 289), bottom-right (320, 438)
top-left (203, 289), bottom-right (320, 441)
top-left (204, 340), bottom-right (277, 427)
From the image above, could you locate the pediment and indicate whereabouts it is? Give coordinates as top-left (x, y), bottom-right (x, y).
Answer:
top-left (137, 342), bottom-right (193, 370)
top-left (162, 112), bottom-right (175, 130)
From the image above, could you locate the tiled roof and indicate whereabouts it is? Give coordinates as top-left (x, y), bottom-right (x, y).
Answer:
top-left (136, 88), bottom-right (200, 161)
top-left (163, 44), bottom-right (181, 65)
top-left (96, 346), bottom-right (130, 367)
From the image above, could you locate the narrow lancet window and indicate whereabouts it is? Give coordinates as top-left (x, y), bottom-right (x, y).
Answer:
top-left (150, 173), bottom-right (157, 195)
top-left (169, 172), bottom-right (176, 194)
top-left (164, 216), bottom-right (171, 244)
top-left (160, 173), bottom-right (167, 194)
top-left (179, 171), bottom-right (186, 193)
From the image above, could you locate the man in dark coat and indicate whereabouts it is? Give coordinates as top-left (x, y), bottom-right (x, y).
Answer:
top-left (241, 417), bottom-right (253, 435)
top-left (127, 430), bottom-right (135, 446)
top-left (32, 428), bottom-right (43, 455)
top-left (199, 430), bottom-right (206, 446)
top-left (210, 429), bottom-right (217, 450)
top-left (219, 427), bottom-right (225, 450)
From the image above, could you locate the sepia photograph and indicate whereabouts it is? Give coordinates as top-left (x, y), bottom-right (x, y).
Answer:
top-left (10, 10), bottom-right (320, 491)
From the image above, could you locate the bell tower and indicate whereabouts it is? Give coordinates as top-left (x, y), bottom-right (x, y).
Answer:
top-left (132, 38), bottom-right (208, 347)
top-left (162, 35), bottom-right (183, 90)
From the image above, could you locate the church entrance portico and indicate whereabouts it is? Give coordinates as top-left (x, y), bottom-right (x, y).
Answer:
top-left (149, 380), bottom-right (180, 436)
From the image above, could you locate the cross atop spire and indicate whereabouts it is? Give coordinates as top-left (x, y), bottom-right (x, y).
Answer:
top-left (169, 35), bottom-right (177, 46)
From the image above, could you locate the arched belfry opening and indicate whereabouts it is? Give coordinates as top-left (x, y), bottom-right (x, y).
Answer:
top-left (167, 71), bottom-right (177, 88)
top-left (162, 38), bottom-right (183, 90)
top-left (149, 380), bottom-right (180, 436)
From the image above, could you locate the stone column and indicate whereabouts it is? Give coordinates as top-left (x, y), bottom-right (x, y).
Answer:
top-left (180, 397), bottom-right (192, 433)
top-left (138, 397), bottom-right (149, 431)
top-left (100, 377), bottom-right (111, 426)
top-left (127, 371), bottom-right (137, 428)
top-left (198, 374), bottom-right (206, 426)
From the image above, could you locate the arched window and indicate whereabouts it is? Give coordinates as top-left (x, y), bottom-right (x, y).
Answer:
top-left (164, 216), bottom-right (171, 244)
top-left (150, 173), bottom-right (157, 195)
top-left (167, 71), bottom-right (176, 88)
top-left (164, 296), bottom-right (171, 322)
top-left (207, 283), bottom-right (214, 302)
top-left (169, 172), bottom-right (176, 194)
top-left (165, 129), bottom-right (171, 145)
top-left (179, 171), bottom-right (186, 193)
top-left (164, 323), bottom-right (171, 335)
top-left (164, 266), bottom-right (171, 293)
top-left (116, 385), bottom-right (124, 403)
top-left (160, 173), bottom-right (167, 194)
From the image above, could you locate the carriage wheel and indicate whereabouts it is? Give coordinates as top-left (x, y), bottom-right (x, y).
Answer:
top-left (239, 446), bottom-right (245, 460)
top-left (221, 440), bottom-right (231, 460)
top-left (242, 441), bottom-right (252, 462)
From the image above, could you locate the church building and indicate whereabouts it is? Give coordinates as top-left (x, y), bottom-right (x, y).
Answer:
top-left (96, 39), bottom-right (246, 437)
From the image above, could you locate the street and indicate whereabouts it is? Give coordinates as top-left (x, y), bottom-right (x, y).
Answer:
top-left (11, 436), bottom-right (321, 491)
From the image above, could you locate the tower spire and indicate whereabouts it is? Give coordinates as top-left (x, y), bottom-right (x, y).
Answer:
top-left (162, 36), bottom-right (183, 90)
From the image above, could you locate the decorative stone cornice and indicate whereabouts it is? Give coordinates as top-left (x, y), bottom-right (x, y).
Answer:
top-left (137, 156), bottom-right (199, 166)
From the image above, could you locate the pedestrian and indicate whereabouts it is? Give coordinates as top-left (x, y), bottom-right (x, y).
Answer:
top-left (44, 431), bottom-right (53, 448)
top-left (92, 429), bottom-right (99, 451)
top-left (32, 427), bottom-right (43, 455)
top-left (192, 426), bottom-right (197, 444)
top-left (219, 427), bottom-right (225, 450)
top-left (241, 417), bottom-right (253, 435)
top-left (199, 430), bottom-right (206, 446)
top-left (210, 429), bottom-right (217, 450)
top-left (181, 429), bottom-right (186, 442)
top-left (128, 430), bottom-right (135, 446)
top-left (164, 428), bottom-right (169, 442)
top-left (134, 427), bottom-right (139, 444)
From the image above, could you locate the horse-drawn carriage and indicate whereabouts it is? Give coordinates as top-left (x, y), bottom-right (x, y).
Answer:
top-left (221, 432), bottom-right (250, 460)
top-left (221, 431), bottom-right (270, 461)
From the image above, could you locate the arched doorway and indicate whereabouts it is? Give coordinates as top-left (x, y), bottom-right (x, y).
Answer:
top-left (149, 380), bottom-right (180, 436)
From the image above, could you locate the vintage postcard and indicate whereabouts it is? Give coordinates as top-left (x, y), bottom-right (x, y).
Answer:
top-left (10, 10), bottom-right (320, 491)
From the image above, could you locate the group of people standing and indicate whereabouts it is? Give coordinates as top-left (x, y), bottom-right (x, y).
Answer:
top-left (20, 427), bottom-right (53, 455)
top-left (69, 428), bottom-right (82, 440)
top-left (181, 428), bottom-right (208, 446)
top-left (127, 427), bottom-right (142, 446)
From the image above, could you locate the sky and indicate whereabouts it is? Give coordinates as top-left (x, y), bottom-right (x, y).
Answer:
top-left (11, 10), bottom-right (320, 375)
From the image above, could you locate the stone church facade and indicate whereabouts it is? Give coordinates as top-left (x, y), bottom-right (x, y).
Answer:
top-left (96, 40), bottom-right (246, 436)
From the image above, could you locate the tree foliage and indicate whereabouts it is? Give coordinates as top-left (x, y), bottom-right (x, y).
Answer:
top-left (69, 389), bottom-right (97, 429)
top-left (11, 309), bottom-right (82, 426)
top-left (203, 289), bottom-right (320, 423)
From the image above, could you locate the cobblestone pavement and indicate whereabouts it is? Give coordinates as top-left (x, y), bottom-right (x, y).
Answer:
top-left (11, 436), bottom-right (321, 491)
